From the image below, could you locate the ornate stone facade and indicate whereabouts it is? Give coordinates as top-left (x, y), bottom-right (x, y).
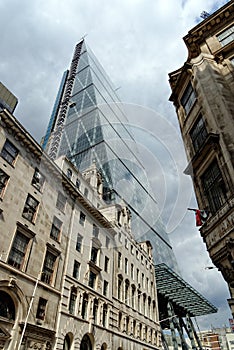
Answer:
top-left (0, 103), bottom-right (161, 348)
top-left (169, 1), bottom-right (234, 317)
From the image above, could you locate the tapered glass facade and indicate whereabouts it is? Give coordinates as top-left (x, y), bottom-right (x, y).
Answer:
top-left (45, 40), bottom-right (178, 272)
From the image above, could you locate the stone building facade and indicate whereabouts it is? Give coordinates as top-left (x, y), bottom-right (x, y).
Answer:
top-left (0, 105), bottom-right (161, 348)
top-left (168, 1), bottom-right (234, 317)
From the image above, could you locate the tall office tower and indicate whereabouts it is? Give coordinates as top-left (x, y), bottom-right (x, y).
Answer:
top-left (44, 39), bottom-right (179, 272)
top-left (169, 1), bottom-right (234, 316)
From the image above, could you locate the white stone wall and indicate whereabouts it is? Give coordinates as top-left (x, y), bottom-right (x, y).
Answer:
top-left (0, 109), bottom-right (161, 350)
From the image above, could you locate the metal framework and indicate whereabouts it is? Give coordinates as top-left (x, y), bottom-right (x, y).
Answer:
top-left (155, 264), bottom-right (218, 350)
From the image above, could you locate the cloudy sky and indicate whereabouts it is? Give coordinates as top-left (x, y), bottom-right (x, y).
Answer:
top-left (0, 0), bottom-right (231, 330)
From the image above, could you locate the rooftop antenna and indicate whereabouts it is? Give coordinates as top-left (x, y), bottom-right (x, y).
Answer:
top-left (200, 11), bottom-right (210, 19)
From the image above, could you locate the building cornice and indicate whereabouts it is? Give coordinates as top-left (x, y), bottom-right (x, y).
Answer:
top-left (184, 1), bottom-right (234, 60)
top-left (169, 1), bottom-right (234, 101)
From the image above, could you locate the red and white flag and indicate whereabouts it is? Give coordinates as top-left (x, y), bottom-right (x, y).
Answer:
top-left (188, 208), bottom-right (208, 226)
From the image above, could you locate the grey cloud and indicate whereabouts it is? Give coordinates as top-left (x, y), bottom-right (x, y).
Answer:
top-left (0, 0), bottom-right (231, 329)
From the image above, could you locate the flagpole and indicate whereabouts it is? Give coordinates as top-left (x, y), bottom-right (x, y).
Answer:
top-left (17, 271), bottom-right (41, 350)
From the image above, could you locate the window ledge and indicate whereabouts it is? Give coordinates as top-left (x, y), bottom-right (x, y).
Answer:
top-left (88, 261), bottom-right (102, 273)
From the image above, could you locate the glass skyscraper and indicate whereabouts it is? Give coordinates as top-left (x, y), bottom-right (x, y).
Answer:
top-left (44, 39), bottom-right (178, 272)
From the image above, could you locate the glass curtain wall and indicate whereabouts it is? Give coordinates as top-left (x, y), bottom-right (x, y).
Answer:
top-left (48, 40), bottom-right (178, 272)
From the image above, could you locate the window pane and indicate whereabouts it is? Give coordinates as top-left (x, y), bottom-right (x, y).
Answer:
top-left (181, 83), bottom-right (196, 115)
top-left (104, 256), bottom-right (109, 272)
top-left (8, 231), bottom-right (29, 269)
top-left (217, 24), bottom-right (234, 46)
top-left (56, 192), bottom-right (66, 211)
top-left (69, 290), bottom-right (76, 314)
top-left (36, 298), bottom-right (47, 320)
top-left (90, 247), bottom-right (98, 264)
top-left (88, 271), bottom-right (96, 288)
top-left (22, 195), bottom-right (39, 222)
top-left (0, 169), bottom-right (9, 196)
top-left (190, 115), bottom-right (207, 152)
top-left (32, 168), bottom-right (45, 191)
top-left (79, 211), bottom-right (86, 225)
top-left (103, 280), bottom-right (108, 296)
top-left (1, 140), bottom-right (18, 165)
top-left (202, 161), bottom-right (226, 213)
top-left (93, 224), bottom-right (99, 237)
top-left (50, 216), bottom-right (62, 241)
top-left (0, 291), bottom-right (15, 320)
top-left (41, 251), bottom-right (57, 284)
top-left (73, 260), bottom-right (80, 279)
top-left (76, 234), bottom-right (83, 252)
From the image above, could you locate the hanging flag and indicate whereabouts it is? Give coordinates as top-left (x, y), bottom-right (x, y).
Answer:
top-left (187, 208), bottom-right (209, 226)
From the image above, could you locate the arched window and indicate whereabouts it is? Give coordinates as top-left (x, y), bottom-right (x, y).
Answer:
top-left (93, 298), bottom-right (98, 324)
top-left (152, 300), bottom-right (156, 321)
top-left (67, 169), bottom-right (72, 179)
top-left (125, 279), bottom-right (129, 304)
top-left (139, 323), bottom-right (142, 340)
top-left (133, 319), bottom-right (136, 337)
top-left (80, 334), bottom-right (92, 350)
top-left (154, 330), bottom-right (158, 345)
top-left (148, 296), bottom-right (151, 318)
top-left (143, 293), bottom-right (146, 315)
top-left (137, 290), bottom-right (141, 312)
top-left (63, 333), bottom-right (73, 350)
top-left (118, 312), bottom-right (122, 330)
top-left (76, 179), bottom-right (80, 189)
top-left (131, 285), bottom-right (136, 308)
top-left (126, 316), bottom-right (129, 334)
top-left (84, 188), bottom-right (88, 197)
top-left (102, 303), bottom-right (108, 327)
top-left (117, 275), bottom-right (123, 300)
top-left (69, 287), bottom-right (77, 315)
top-left (149, 328), bottom-right (153, 343)
top-left (0, 291), bottom-right (15, 320)
top-left (81, 293), bottom-right (88, 319)
top-left (144, 325), bottom-right (148, 341)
